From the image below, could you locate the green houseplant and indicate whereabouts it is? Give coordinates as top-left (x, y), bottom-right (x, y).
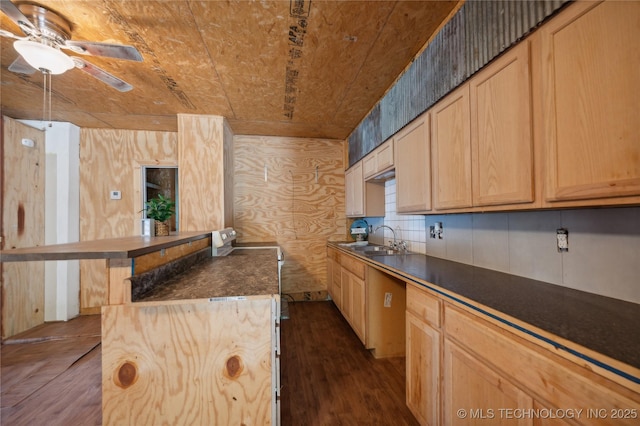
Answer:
top-left (144, 194), bottom-right (176, 236)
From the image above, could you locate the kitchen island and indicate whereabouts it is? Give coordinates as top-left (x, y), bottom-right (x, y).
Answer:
top-left (328, 241), bottom-right (640, 425)
top-left (2, 233), bottom-right (282, 425)
top-left (102, 244), bottom-right (281, 426)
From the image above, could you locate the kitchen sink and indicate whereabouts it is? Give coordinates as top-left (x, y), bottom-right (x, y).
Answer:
top-left (362, 246), bottom-right (415, 256)
top-left (364, 249), bottom-right (401, 256)
top-left (340, 243), bottom-right (416, 256)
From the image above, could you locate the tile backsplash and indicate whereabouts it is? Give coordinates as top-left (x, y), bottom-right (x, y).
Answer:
top-left (365, 179), bottom-right (640, 304)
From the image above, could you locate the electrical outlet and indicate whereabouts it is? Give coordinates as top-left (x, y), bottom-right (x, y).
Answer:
top-left (384, 292), bottom-right (392, 308)
top-left (556, 228), bottom-right (569, 252)
top-left (429, 223), bottom-right (444, 239)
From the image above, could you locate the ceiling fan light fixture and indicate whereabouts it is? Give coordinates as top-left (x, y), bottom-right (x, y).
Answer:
top-left (13, 39), bottom-right (74, 74)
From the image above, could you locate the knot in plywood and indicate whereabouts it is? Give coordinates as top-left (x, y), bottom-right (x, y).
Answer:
top-left (225, 355), bottom-right (243, 379)
top-left (115, 361), bottom-right (138, 388)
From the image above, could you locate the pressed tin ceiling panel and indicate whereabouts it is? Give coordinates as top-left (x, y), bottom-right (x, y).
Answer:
top-left (0, 0), bottom-right (460, 138)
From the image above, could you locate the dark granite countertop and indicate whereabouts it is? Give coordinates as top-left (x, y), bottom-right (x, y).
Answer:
top-left (329, 242), bottom-right (640, 375)
top-left (138, 248), bottom-right (279, 302)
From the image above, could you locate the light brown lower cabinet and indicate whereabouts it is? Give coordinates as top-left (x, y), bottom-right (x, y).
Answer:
top-left (327, 247), bottom-right (342, 309)
top-left (406, 282), bottom-right (640, 426)
top-left (444, 339), bottom-right (533, 425)
top-left (406, 310), bottom-right (440, 426)
top-left (338, 252), bottom-right (367, 345)
top-left (327, 248), bottom-right (406, 356)
top-left (341, 267), bottom-right (366, 343)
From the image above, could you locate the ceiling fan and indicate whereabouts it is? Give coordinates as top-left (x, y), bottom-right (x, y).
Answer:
top-left (0, 1), bottom-right (142, 92)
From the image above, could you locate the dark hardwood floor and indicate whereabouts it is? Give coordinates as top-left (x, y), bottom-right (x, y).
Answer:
top-left (281, 301), bottom-right (418, 425)
top-left (1, 301), bottom-right (417, 425)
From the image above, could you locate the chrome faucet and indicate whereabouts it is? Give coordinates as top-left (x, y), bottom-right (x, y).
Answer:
top-left (374, 225), bottom-right (398, 249)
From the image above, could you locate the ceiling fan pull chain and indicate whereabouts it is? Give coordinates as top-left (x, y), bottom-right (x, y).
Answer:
top-left (42, 71), bottom-right (46, 123)
top-left (48, 72), bottom-right (52, 127)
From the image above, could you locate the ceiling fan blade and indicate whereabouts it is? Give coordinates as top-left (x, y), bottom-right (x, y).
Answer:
top-left (8, 55), bottom-right (36, 74)
top-left (72, 57), bottom-right (133, 92)
top-left (64, 40), bottom-right (143, 62)
top-left (0, 28), bottom-right (26, 40)
top-left (0, 0), bottom-right (40, 36)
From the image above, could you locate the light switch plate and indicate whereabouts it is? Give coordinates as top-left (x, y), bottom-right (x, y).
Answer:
top-left (110, 190), bottom-right (122, 200)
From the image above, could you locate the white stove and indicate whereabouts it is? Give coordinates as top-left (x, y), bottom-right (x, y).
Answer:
top-left (211, 227), bottom-right (237, 257)
top-left (210, 227), bottom-right (284, 425)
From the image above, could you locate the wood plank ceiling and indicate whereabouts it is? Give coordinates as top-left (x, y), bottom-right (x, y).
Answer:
top-left (0, 0), bottom-right (459, 139)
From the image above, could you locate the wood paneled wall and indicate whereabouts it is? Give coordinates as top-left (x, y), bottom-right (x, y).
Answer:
top-left (178, 114), bottom-right (234, 231)
top-left (79, 128), bottom-right (177, 312)
top-left (233, 135), bottom-right (346, 295)
top-left (1, 116), bottom-right (45, 338)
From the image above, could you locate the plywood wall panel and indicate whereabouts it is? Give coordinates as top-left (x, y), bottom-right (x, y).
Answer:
top-left (233, 135), bottom-right (346, 295)
top-left (178, 114), bottom-right (229, 231)
top-left (1, 116), bottom-right (45, 338)
top-left (79, 128), bottom-right (177, 310)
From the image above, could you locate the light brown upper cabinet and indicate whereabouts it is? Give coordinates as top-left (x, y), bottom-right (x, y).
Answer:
top-left (470, 41), bottom-right (535, 207)
top-left (345, 162), bottom-right (365, 217)
top-left (363, 139), bottom-right (394, 180)
top-left (395, 112), bottom-right (432, 213)
top-left (540, 0), bottom-right (640, 206)
top-left (431, 41), bottom-right (536, 213)
top-left (345, 161), bottom-right (385, 218)
top-left (431, 84), bottom-right (473, 210)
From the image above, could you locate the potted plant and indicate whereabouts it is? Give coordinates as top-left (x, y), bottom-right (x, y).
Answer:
top-left (144, 194), bottom-right (176, 236)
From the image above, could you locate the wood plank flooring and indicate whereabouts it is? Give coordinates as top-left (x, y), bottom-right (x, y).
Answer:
top-left (281, 301), bottom-right (418, 425)
top-left (1, 315), bottom-right (102, 425)
top-left (1, 301), bottom-right (417, 425)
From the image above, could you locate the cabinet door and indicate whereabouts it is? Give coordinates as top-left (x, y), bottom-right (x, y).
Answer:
top-left (432, 84), bottom-right (472, 210)
top-left (470, 41), bottom-right (534, 206)
top-left (443, 339), bottom-right (533, 425)
top-left (363, 140), bottom-right (394, 180)
top-left (350, 274), bottom-right (366, 344)
top-left (326, 251), bottom-right (333, 298)
top-left (376, 140), bottom-right (394, 173)
top-left (340, 268), bottom-right (352, 321)
top-left (331, 258), bottom-right (342, 309)
top-left (406, 311), bottom-right (440, 426)
top-left (328, 257), bottom-right (342, 310)
top-left (339, 268), bottom-right (366, 345)
top-left (396, 112), bottom-right (431, 213)
top-left (345, 162), bottom-right (364, 217)
top-left (363, 154), bottom-right (377, 180)
top-left (541, 0), bottom-right (640, 203)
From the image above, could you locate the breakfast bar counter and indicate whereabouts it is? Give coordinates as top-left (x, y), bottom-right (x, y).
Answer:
top-left (0, 231), bottom-right (211, 262)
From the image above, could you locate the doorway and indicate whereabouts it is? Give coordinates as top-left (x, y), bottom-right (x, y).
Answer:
top-left (142, 166), bottom-right (179, 232)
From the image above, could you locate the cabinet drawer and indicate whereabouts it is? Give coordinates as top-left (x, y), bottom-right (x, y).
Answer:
top-left (363, 155), bottom-right (377, 179)
top-left (376, 140), bottom-right (394, 171)
top-left (406, 283), bottom-right (441, 328)
top-left (327, 247), bottom-right (340, 262)
top-left (340, 254), bottom-right (365, 279)
top-left (332, 262), bottom-right (341, 289)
